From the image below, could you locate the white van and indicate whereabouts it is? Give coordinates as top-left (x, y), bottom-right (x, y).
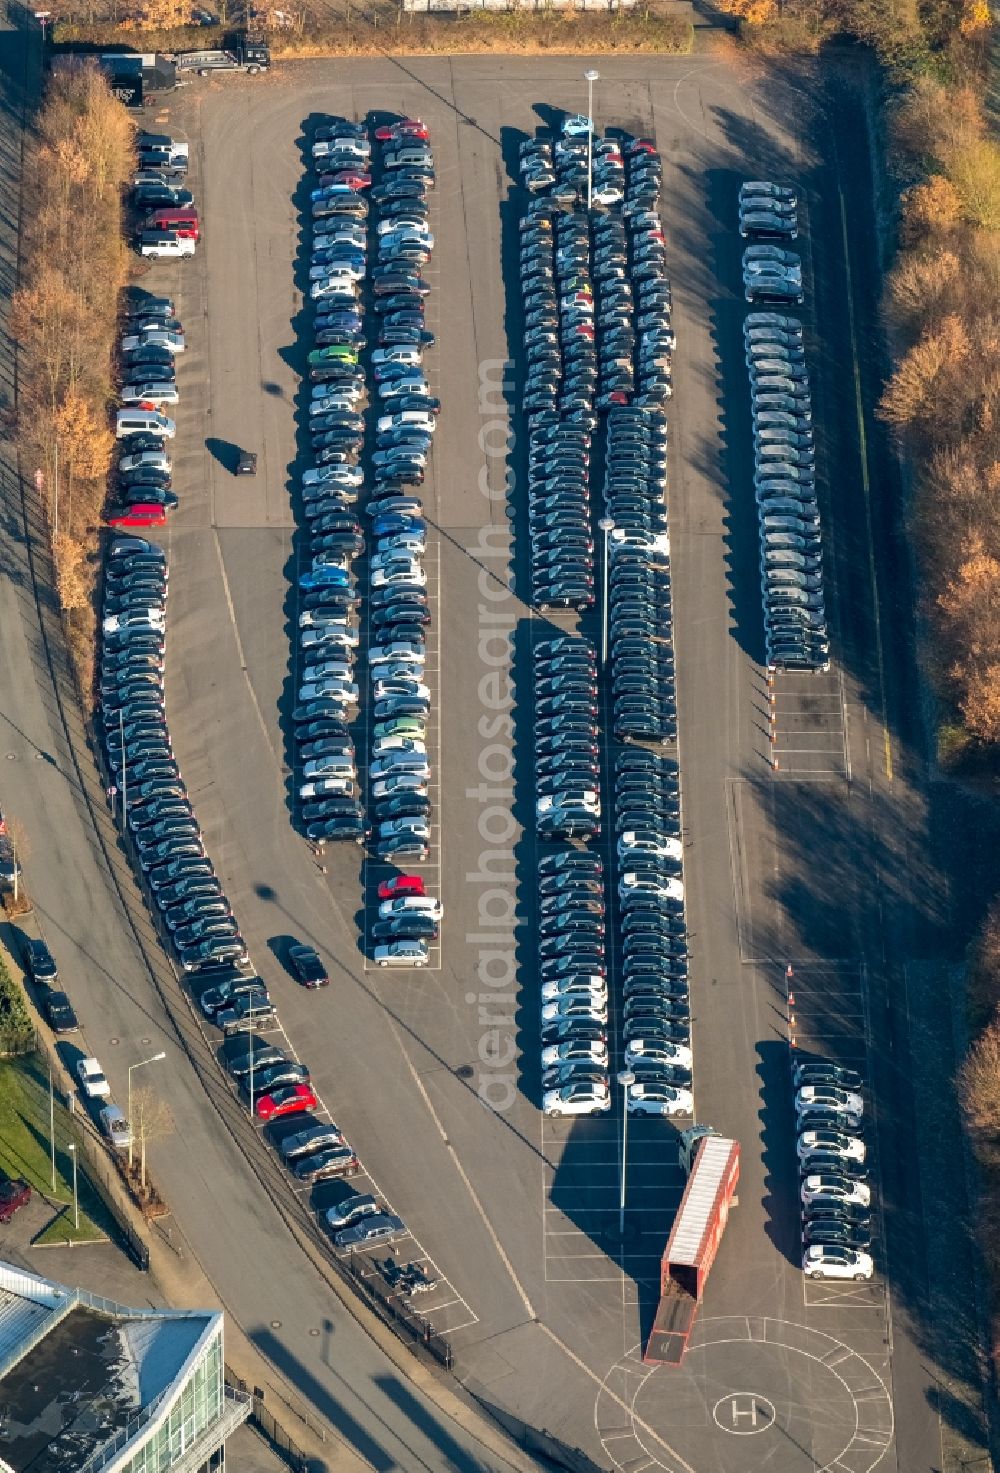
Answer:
top-left (116, 408), bottom-right (175, 439)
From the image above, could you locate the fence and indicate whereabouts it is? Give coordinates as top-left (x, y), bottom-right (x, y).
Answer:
top-left (344, 1251), bottom-right (453, 1370)
top-left (224, 1369), bottom-right (310, 1473)
top-left (402, 0), bottom-right (640, 9)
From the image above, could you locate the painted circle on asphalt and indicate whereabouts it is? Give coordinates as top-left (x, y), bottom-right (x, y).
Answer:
top-left (595, 1318), bottom-right (893, 1473)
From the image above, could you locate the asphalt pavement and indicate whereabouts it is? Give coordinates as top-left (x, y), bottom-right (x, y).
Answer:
top-left (0, 34), bottom-right (992, 1473)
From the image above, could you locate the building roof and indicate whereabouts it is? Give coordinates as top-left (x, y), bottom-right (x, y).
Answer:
top-left (0, 1261), bottom-right (218, 1473)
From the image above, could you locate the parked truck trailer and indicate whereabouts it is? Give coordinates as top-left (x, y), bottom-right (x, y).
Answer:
top-left (644, 1126), bottom-right (740, 1365)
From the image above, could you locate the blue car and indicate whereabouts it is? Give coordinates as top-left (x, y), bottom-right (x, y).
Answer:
top-left (300, 568), bottom-right (351, 590)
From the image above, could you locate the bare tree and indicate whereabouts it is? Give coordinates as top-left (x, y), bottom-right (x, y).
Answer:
top-left (130, 1086), bottom-right (174, 1190)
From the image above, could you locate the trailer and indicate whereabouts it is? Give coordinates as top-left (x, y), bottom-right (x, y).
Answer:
top-left (174, 34), bottom-right (271, 74)
top-left (644, 1127), bottom-right (740, 1365)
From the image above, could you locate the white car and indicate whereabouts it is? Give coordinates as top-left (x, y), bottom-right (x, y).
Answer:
top-left (121, 381), bottom-right (179, 406)
top-left (371, 346), bottom-right (423, 367)
top-left (298, 682), bottom-right (359, 704)
top-left (303, 464), bottom-right (363, 487)
top-left (540, 976), bottom-right (607, 1002)
top-left (802, 1244), bottom-right (873, 1281)
top-left (377, 412), bottom-right (435, 435)
top-left (77, 1057), bottom-right (111, 1098)
top-left (561, 113), bottom-right (594, 138)
top-left (303, 757), bottom-right (356, 780)
top-left (311, 279), bottom-right (359, 301)
top-left (100, 1103), bottom-right (132, 1151)
top-left (103, 609), bottom-right (166, 634)
top-left (372, 737), bottom-right (426, 758)
top-left (795, 1085), bottom-right (864, 1120)
top-left (368, 643), bottom-right (426, 666)
top-left (540, 1039), bottom-right (609, 1069)
top-left (543, 1081), bottom-right (610, 1117)
top-left (371, 773), bottom-right (427, 799)
top-left (371, 564), bottom-right (427, 589)
top-left (801, 1174), bottom-right (871, 1207)
top-left (624, 1039), bottom-right (693, 1069)
top-left (119, 450), bottom-right (171, 476)
top-left (627, 1081), bottom-right (694, 1117)
top-left (378, 377), bottom-right (428, 399)
top-left (302, 661), bottom-right (354, 684)
top-left (379, 896), bottom-right (443, 921)
top-left (378, 818), bottom-right (430, 841)
top-left (299, 610), bottom-right (355, 630)
top-left (592, 186), bottom-right (624, 206)
top-left (371, 758), bottom-right (431, 783)
top-left (540, 996), bottom-right (608, 1025)
top-left (374, 940), bottom-right (428, 968)
top-left (376, 533), bottom-right (426, 557)
top-left (299, 777), bottom-right (355, 799)
top-left (797, 1129), bottom-right (866, 1163)
top-left (537, 791), bottom-right (600, 815)
top-left (298, 624), bottom-right (357, 648)
top-left (121, 328), bottom-right (185, 354)
top-left (617, 832), bottom-right (682, 862)
top-left (372, 679), bottom-right (431, 703)
top-left (140, 236), bottom-right (195, 259)
top-left (618, 874), bottom-right (684, 903)
top-left (313, 136), bottom-right (371, 157)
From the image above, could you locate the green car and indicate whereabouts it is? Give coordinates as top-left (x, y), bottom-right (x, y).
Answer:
top-left (308, 345), bottom-right (358, 366)
top-left (373, 716), bottom-right (426, 740)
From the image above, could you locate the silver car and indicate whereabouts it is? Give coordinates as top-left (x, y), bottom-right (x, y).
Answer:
top-left (333, 1212), bottom-right (406, 1249)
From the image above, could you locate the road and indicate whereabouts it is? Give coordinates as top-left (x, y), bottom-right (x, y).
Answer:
top-left (0, 30), bottom-right (992, 1473)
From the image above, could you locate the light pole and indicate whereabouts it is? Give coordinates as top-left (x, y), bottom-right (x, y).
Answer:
top-left (127, 1051), bottom-right (166, 1172)
top-left (585, 69), bottom-right (600, 212)
top-left (119, 710), bottom-right (127, 819)
top-left (67, 1142), bottom-right (79, 1231)
top-left (599, 517), bottom-right (615, 666)
top-left (617, 1068), bottom-right (635, 1238)
top-left (48, 1066), bottom-right (56, 1192)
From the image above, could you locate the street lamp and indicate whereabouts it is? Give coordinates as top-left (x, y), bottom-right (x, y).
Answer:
top-left (584, 69), bottom-right (600, 212)
top-left (598, 517), bottom-right (615, 666)
top-left (617, 1068), bottom-right (635, 1238)
top-left (67, 1143), bottom-right (79, 1231)
top-left (127, 1051), bottom-right (166, 1172)
top-left (119, 709), bottom-right (127, 819)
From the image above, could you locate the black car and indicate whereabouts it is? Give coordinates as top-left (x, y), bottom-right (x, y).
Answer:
top-left (40, 988), bottom-right (78, 1032)
top-left (25, 939), bottom-right (58, 982)
top-left (371, 916), bottom-right (439, 941)
top-left (287, 943), bottom-right (329, 988)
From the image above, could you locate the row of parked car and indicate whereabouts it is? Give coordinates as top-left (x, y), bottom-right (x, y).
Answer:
top-left (603, 409), bottom-right (675, 743)
top-left (132, 133), bottom-right (199, 262)
top-left (521, 200), bottom-right (599, 420)
top-left (794, 1057), bottom-right (874, 1282)
top-left (106, 295), bottom-right (185, 534)
top-left (359, 117), bottom-right (438, 911)
top-left (294, 116), bottom-right (373, 848)
top-left (209, 976), bottom-right (409, 1250)
top-left (612, 745), bottom-right (693, 1117)
top-left (533, 636), bottom-right (602, 843)
top-left (99, 536), bottom-right (253, 972)
top-left (743, 303), bottom-right (830, 672)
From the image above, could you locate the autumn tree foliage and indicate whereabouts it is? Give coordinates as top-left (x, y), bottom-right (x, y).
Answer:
top-left (12, 63), bottom-right (132, 633)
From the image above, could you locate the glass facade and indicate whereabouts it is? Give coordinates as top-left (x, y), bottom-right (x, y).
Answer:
top-left (117, 1325), bottom-right (224, 1473)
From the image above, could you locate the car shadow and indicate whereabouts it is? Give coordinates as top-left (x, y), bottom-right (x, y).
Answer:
top-left (205, 435), bottom-right (243, 474)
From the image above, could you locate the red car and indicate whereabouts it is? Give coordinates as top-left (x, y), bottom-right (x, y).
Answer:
top-left (107, 507), bottom-right (167, 529)
top-left (320, 171), bottom-right (371, 190)
top-left (627, 137), bottom-right (657, 155)
top-left (0, 1178), bottom-right (31, 1223)
top-left (375, 120), bottom-right (428, 142)
top-left (254, 1083), bottom-right (318, 1122)
top-left (377, 874), bottom-right (425, 900)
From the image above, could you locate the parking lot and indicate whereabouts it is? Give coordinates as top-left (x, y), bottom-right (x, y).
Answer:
top-left (115, 51), bottom-right (988, 1470)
